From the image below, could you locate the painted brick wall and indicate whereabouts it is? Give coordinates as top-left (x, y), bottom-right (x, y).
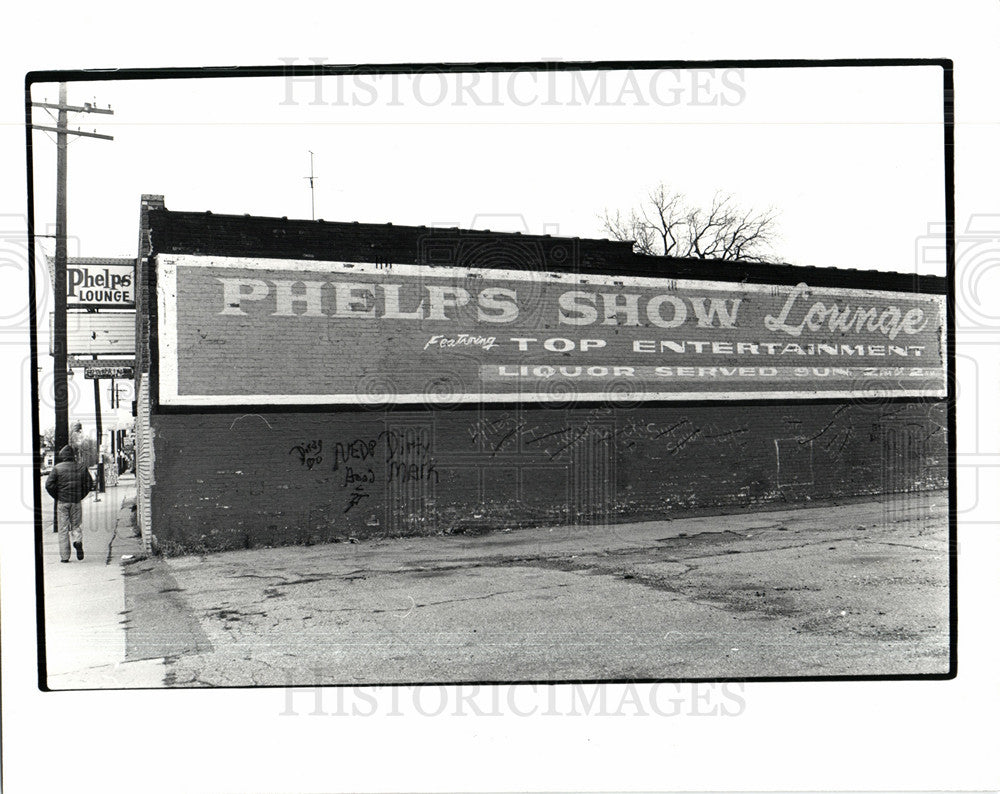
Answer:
top-left (143, 207), bottom-right (949, 554)
top-left (149, 400), bottom-right (946, 554)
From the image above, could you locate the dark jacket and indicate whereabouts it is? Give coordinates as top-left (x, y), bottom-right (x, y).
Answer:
top-left (45, 446), bottom-right (94, 503)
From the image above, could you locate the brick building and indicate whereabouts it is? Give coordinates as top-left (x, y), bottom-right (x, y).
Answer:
top-left (132, 197), bottom-right (949, 554)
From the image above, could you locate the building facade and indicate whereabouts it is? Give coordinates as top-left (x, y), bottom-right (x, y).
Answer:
top-left (133, 199), bottom-right (948, 554)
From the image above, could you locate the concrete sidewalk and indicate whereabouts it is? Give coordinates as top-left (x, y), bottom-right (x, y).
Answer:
top-left (40, 473), bottom-right (166, 689)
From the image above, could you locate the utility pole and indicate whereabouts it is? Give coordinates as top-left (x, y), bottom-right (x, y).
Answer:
top-left (108, 378), bottom-right (118, 461)
top-left (31, 84), bottom-right (113, 451)
top-left (304, 150), bottom-right (317, 220)
top-left (92, 354), bottom-right (104, 494)
top-left (52, 84), bottom-right (69, 451)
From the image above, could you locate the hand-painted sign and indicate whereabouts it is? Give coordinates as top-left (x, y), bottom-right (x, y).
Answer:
top-left (156, 254), bottom-right (947, 405)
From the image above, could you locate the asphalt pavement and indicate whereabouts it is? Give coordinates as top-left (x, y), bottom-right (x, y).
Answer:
top-left (100, 489), bottom-right (951, 687)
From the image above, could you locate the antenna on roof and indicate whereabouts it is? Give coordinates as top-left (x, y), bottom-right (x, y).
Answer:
top-left (303, 151), bottom-right (318, 221)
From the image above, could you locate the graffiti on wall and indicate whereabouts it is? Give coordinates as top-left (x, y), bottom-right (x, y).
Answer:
top-left (288, 429), bottom-right (440, 514)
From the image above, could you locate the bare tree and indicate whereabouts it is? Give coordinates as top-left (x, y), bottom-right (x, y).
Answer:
top-left (42, 426), bottom-right (98, 465)
top-left (602, 184), bottom-right (780, 263)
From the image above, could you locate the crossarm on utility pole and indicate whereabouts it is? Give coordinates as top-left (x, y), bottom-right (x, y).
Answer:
top-left (31, 101), bottom-right (114, 115)
top-left (31, 125), bottom-right (113, 140)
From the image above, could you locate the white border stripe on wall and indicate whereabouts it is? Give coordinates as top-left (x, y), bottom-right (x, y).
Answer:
top-left (158, 253), bottom-right (948, 302)
top-left (157, 260), bottom-right (180, 404)
top-left (155, 253), bottom-right (948, 407)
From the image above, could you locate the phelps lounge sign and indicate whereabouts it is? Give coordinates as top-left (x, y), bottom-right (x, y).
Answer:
top-left (156, 254), bottom-right (946, 405)
top-left (65, 259), bottom-right (135, 308)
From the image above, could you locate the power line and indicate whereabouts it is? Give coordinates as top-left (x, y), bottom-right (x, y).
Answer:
top-left (30, 84), bottom-right (114, 451)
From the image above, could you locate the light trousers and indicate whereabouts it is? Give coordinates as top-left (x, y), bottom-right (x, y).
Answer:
top-left (56, 501), bottom-right (83, 561)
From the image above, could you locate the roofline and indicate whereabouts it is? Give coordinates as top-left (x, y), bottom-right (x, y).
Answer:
top-left (146, 207), bottom-right (947, 294)
top-left (150, 207), bottom-right (630, 248)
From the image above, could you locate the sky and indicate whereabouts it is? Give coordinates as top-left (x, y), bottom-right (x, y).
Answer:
top-left (27, 64), bottom-right (946, 275)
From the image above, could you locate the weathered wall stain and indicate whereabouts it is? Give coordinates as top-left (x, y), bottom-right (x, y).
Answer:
top-left (152, 401), bottom-right (948, 554)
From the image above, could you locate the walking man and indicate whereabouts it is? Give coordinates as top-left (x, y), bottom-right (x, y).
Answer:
top-left (45, 445), bottom-right (94, 562)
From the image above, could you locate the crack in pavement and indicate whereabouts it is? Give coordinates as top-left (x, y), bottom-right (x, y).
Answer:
top-left (871, 540), bottom-right (946, 553)
top-left (202, 532), bottom-right (877, 612)
top-left (205, 521), bottom-right (913, 594)
top-left (224, 580), bottom-right (578, 617)
top-left (671, 533), bottom-right (865, 561)
top-left (372, 581), bottom-right (575, 613)
top-left (105, 521), bottom-right (118, 566)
